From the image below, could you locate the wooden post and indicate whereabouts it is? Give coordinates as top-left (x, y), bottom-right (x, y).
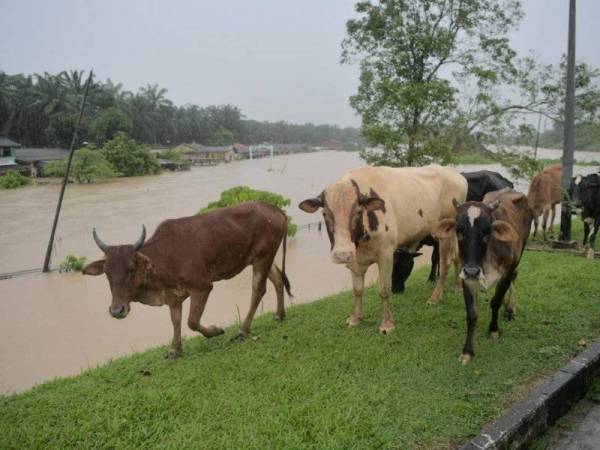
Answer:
top-left (42, 70), bottom-right (94, 272)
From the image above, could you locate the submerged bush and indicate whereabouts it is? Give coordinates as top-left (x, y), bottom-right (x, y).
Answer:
top-left (59, 254), bottom-right (87, 273)
top-left (0, 170), bottom-right (32, 189)
top-left (44, 148), bottom-right (118, 183)
top-left (199, 186), bottom-right (297, 236)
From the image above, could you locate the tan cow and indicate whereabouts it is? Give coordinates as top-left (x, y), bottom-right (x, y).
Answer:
top-left (299, 165), bottom-right (467, 334)
top-left (528, 164), bottom-right (562, 240)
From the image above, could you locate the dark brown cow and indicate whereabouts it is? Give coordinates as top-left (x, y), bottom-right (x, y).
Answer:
top-left (83, 202), bottom-right (291, 358)
top-left (434, 189), bottom-right (532, 364)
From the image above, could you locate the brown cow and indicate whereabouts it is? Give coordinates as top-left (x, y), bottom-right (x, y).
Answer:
top-left (82, 202), bottom-right (291, 358)
top-left (434, 189), bottom-right (532, 364)
top-left (299, 165), bottom-right (467, 334)
top-left (528, 164), bottom-right (562, 240)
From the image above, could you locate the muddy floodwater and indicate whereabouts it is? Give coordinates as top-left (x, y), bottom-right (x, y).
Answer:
top-left (0, 149), bottom-right (597, 394)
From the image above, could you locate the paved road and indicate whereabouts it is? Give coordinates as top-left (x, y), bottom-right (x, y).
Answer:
top-left (546, 402), bottom-right (600, 449)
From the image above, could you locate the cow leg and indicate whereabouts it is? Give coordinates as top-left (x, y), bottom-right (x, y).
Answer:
top-left (489, 274), bottom-right (513, 338)
top-left (532, 216), bottom-right (539, 238)
top-left (428, 240), bottom-right (440, 282)
top-left (426, 235), bottom-right (453, 305)
top-left (542, 208), bottom-right (550, 241)
top-left (188, 285), bottom-right (224, 338)
top-left (583, 218), bottom-right (590, 245)
top-left (585, 217), bottom-right (597, 259)
top-left (377, 252), bottom-right (395, 334)
top-left (236, 258), bottom-right (271, 340)
top-left (347, 265), bottom-right (367, 327)
top-left (504, 270), bottom-right (518, 320)
top-left (167, 301), bottom-right (183, 359)
top-left (549, 204), bottom-right (557, 237)
top-left (460, 283), bottom-right (478, 364)
top-left (268, 264), bottom-right (285, 321)
top-left (391, 250), bottom-right (412, 294)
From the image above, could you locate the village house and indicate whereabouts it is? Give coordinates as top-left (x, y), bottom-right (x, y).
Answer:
top-left (0, 136), bottom-right (24, 176)
top-left (15, 147), bottom-right (70, 177)
top-left (175, 143), bottom-right (237, 165)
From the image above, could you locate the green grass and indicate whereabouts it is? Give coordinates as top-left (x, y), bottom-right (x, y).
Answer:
top-left (529, 217), bottom-right (596, 251)
top-left (1, 252), bottom-right (600, 449)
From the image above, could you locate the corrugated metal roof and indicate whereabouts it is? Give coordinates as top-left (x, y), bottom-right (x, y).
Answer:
top-left (14, 148), bottom-right (70, 162)
top-left (0, 136), bottom-right (21, 147)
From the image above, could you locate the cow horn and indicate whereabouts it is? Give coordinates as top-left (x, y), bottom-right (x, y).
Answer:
top-left (452, 198), bottom-right (460, 209)
top-left (92, 228), bottom-right (109, 253)
top-left (133, 225), bottom-right (146, 251)
top-left (488, 199), bottom-right (501, 211)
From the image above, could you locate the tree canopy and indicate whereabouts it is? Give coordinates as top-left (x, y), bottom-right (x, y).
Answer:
top-left (0, 70), bottom-right (363, 149)
top-left (342, 0), bottom-right (525, 166)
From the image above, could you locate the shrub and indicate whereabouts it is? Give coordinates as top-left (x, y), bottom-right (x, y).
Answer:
top-left (44, 148), bottom-right (118, 183)
top-left (0, 170), bottom-right (32, 189)
top-left (59, 254), bottom-right (87, 273)
top-left (101, 132), bottom-right (162, 177)
top-left (199, 186), bottom-right (298, 236)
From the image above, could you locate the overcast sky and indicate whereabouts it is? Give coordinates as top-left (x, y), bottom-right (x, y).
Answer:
top-left (0, 0), bottom-right (597, 127)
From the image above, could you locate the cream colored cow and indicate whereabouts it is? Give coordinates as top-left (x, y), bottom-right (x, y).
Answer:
top-left (299, 164), bottom-right (467, 334)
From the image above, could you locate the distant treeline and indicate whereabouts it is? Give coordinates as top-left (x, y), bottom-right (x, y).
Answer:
top-left (0, 70), bottom-right (363, 148)
top-left (538, 122), bottom-right (600, 151)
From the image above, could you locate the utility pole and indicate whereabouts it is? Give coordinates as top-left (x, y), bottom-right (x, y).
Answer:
top-left (558, 0), bottom-right (576, 243)
top-left (42, 70), bottom-right (94, 272)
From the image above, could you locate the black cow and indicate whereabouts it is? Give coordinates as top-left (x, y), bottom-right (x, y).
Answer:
top-left (462, 170), bottom-right (514, 202)
top-left (570, 173), bottom-right (600, 258)
top-left (391, 170), bottom-right (514, 294)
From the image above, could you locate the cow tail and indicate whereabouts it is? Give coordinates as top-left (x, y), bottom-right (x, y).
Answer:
top-left (281, 217), bottom-right (293, 297)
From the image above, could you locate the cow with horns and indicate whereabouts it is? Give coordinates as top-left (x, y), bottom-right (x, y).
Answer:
top-left (82, 202), bottom-right (292, 358)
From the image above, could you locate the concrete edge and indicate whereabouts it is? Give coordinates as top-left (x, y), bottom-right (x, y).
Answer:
top-left (460, 338), bottom-right (600, 450)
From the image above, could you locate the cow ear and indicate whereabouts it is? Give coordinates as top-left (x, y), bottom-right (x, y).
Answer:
top-left (82, 259), bottom-right (105, 276)
top-left (299, 196), bottom-right (323, 213)
top-left (136, 252), bottom-right (153, 270)
top-left (491, 220), bottom-right (518, 242)
top-left (433, 218), bottom-right (456, 239)
top-left (362, 197), bottom-right (385, 211)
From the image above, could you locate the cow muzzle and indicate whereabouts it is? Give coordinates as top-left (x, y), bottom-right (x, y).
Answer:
top-left (460, 265), bottom-right (483, 280)
top-left (109, 305), bottom-right (129, 319)
top-left (332, 250), bottom-right (354, 265)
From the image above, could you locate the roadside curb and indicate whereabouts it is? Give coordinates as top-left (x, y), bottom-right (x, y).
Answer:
top-left (460, 338), bottom-right (600, 450)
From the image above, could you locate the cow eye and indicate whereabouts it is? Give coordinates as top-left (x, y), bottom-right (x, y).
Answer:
top-left (482, 235), bottom-right (489, 243)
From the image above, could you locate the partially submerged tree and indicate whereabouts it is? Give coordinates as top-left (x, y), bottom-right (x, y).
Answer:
top-left (199, 186), bottom-right (298, 236)
top-left (44, 148), bottom-right (117, 183)
top-left (342, 0), bottom-right (524, 166)
top-left (101, 132), bottom-right (161, 177)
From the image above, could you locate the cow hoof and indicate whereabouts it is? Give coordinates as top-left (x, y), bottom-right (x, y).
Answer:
top-left (207, 326), bottom-right (225, 337)
top-left (504, 309), bottom-right (514, 321)
top-left (378, 323), bottom-right (395, 335)
top-left (346, 316), bottom-right (361, 327)
top-left (232, 332), bottom-right (246, 342)
top-left (426, 298), bottom-right (439, 306)
top-left (275, 313), bottom-right (285, 322)
top-left (391, 287), bottom-right (405, 294)
top-left (459, 354), bottom-right (472, 364)
top-left (165, 349), bottom-right (181, 359)
top-left (587, 248), bottom-right (595, 260)
top-left (489, 331), bottom-right (500, 339)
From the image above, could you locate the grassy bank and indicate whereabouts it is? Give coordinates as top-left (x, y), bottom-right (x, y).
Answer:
top-left (1, 251), bottom-right (600, 449)
top-left (453, 152), bottom-right (600, 167)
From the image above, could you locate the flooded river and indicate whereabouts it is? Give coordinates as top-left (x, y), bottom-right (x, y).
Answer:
top-left (0, 149), bottom-right (597, 393)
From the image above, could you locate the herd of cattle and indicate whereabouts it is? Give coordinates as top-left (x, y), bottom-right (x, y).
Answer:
top-left (83, 164), bottom-right (600, 364)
